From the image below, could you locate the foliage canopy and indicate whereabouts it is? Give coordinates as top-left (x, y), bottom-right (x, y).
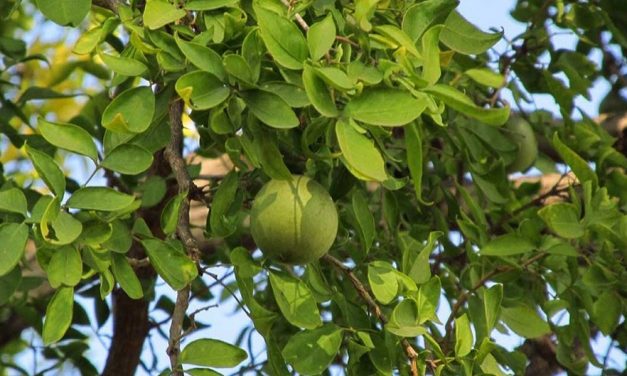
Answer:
top-left (0, 0), bottom-right (626, 375)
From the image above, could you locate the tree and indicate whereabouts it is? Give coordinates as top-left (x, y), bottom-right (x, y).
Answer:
top-left (0, 0), bottom-right (625, 374)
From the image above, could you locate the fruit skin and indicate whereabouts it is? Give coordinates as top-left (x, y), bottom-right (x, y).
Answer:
top-left (250, 175), bottom-right (338, 264)
top-left (505, 117), bottom-right (538, 172)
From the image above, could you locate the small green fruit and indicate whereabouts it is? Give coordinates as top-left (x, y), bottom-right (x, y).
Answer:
top-left (250, 175), bottom-right (338, 264)
top-left (505, 117), bottom-right (538, 172)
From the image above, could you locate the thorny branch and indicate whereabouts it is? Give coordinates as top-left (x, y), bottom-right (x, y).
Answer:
top-left (323, 254), bottom-right (420, 376)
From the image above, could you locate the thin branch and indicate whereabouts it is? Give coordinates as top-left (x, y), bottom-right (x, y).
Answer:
top-left (164, 99), bottom-right (202, 263)
top-left (280, 0), bottom-right (309, 31)
top-left (322, 254), bottom-right (419, 376)
top-left (204, 271), bottom-right (252, 318)
top-left (163, 98), bottom-right (203, 375)
top-left (444, 252), bottom-right (548, 336)
top-left (167, 285), bottom-right (190, 375)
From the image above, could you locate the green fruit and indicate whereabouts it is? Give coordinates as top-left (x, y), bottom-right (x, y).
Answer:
top-left (250, 175), bottom-right (338, 264)
top-left (505, 117), bottom-right (538, 172)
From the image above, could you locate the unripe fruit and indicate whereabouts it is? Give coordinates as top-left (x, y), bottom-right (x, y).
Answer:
top-left (250, 175), bottom-right (338, 264)
top-left (505, 117), bottom-right (538, 172)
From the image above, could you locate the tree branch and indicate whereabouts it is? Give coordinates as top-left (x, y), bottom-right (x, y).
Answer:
top-left (163, 98), bottom-right (204, 375)
top-left (322, 254), bottom-right (419, 376)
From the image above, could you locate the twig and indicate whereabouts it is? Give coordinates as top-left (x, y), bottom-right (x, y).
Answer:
top-left (322, 254), bottom-right (419, 376)
top-left (280, 0), bottom-right (309, 31)
top-left (163, 98), bottom-right (202, 375)
top-left (443, 252), bottom-right (548, 336)
top-left (205, 271), bottom-right (252, 317)
top-left (167, 285), bottom-right (190, 375)
top-left (164, 99), bottom-right (201, 263)
top-left (335, 35), bottom-right (360, 47)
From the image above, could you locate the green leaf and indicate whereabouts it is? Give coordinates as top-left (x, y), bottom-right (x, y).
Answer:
top-left (67, 187), bottom-right (135, 212)
top-left (335, 119), bottom-right (388, 182)
top-left (143, 0), bottom-right (186, 30)
top-left (38, 118), bottom-right (98, 161)
top-left (185, 368), bottom-right (222, 376)
top-left (302, 64), bottom-right (339, 117)
top-left (344, 89), bottom-right (427, 126)
top-left (35, 0), bottom-right (90, 27)
top-left (102, 87), bottom-right (156, 134)
top-left (101, 144), bottom-right (153, 175)
top-left (241, 90), bottom-right (299, 129)
top-left (224, 54), bottom-right (256, 84)
top-left (421, 26), bottom-right (443, 85)
top-left (141, 238), bottom-right (198, 290)
top-left (40, 198), bottom-right (83, 246)
top-left (386, 298), bottom-right (427, 337)
top-left (24, 144), bottom-right (66, 197)
top-left (111, 253), bottom-right (143, 299)
top-left (254, 5), bottom-right (308, 70)
top-left (455, 313), bottom-right (473, 357)
top-left (307, 14), bottom-right (336, 61)
top-left (180, 338), bottom-right (247, 368)
top-left (313, 67), bottom-right (354, 91)
top-left (209, 171), bottom-right (239, 237)
top-left (161, 192), bottom-right (186, 235)
top-left (103, 220), bottom-right (133, 253)
top-left (415, 276), bottom-right (441, 323)
top-left (78, 221), bottom-right (113, 246)
top-left (423, 84), bottom-right (510, 125)
top-left (540, 236), bottom-right (579, 257)
top-left (465, 68), bottom-right (505, 88)
top-left (538, 203), bottom-right (584, 239)
top-left (501, 305), bottom-right (551, 338)
top-left (352, 190), bottom-right (375, 253)
top-left (282, 324), bottom-right (343, 375)
top-left (249, 125), bottom-right (292, 180)
top-left (368, 261), bottom-right (399, 304)
top-left (0, 188), bottom-right (27, 216)
top-left (47, 246), bottom-right (82, 288)
top-left (399, 231), bottom-right (441, 285)
top-left (592, 291), bottom-right (621, 335)
top-left (483, 284), bottom-right (503, 336)
top-left (99, 51), bottom-right (148, 77)
top-left (175, 71), bottom-right (230, 110)
top-left (185, 0), bottom-right (238, 10)
top-left (174, 35), bottom-right (226, 80)
top-left (440, 11), bottom-right (502, 55)
top-left (42, 286), bottom-right (74, 344)
top-left (373, 25), bottom-right (421, 58)
top-left (259, 82), bottom-right (310, 108)
top-left (0, 223), bottom-right (29, 276)
top-left (0, 267), bottom-right (21, 305)
top-left (402, 0), bottom-right (458, 42)
top-left (481, 234), bottom-right (536, 256)
top-left (48, 211), bottom-right (83, 245)
top-left (405, 122), bottom-right (429, 204)
top-left (73, 26), bottom-right (103, 55)
top-left (269, 271), bottom-right (322, 329)
top-left (552, 133), bottom-right (598, 190)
